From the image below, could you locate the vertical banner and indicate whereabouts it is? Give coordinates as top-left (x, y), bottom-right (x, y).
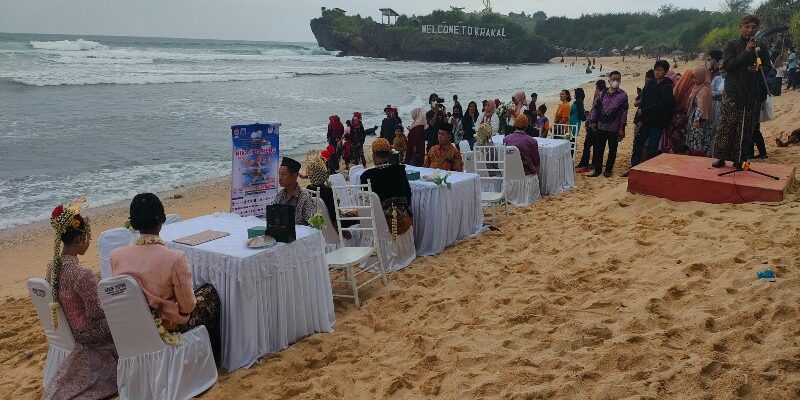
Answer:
top-left (230, 123), bottom-right (280, 217)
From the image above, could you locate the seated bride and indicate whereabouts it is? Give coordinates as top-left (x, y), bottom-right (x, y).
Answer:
top-left (110, 193), bottom-right (221, 363)
top-left (360, 138), bottom-right (413, 238)
top-left (43, 198), bottom-right (118, 400)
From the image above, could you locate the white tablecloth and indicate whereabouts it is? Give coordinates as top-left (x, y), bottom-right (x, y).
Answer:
top-left (492, 136), bottom-right (576, 195)
top-left (352, 165), bottom-right (483, 256)
top-left (159, 213), bottom-right (335, 372)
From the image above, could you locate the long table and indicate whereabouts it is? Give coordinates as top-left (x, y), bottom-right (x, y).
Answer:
top-left (160, 212), bottom-right (335, 371)
top-left (351, 165), bottom-right (483, 256)
top-left (492, 136), bottom-right (576, 195)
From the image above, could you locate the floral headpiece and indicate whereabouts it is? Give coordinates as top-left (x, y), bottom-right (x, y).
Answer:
top-left (48, 196), bottom-right (90, 328)
top-left (476, 122), bottom-right (492, 145)
top-left (305, 150), bottom-right (329, 187)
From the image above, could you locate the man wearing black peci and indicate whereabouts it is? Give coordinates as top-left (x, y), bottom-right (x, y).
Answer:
top-left (274, 157), bottom-right (315, 225)
top-left (712, 14), bottom-right (772, 169)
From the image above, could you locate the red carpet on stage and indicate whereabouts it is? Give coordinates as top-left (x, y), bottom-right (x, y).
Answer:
top-left (627, 154), bottom-right (796, 204)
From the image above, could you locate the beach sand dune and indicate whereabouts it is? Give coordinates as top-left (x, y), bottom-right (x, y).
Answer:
top-left (3, 58), bottom-right (800, 399)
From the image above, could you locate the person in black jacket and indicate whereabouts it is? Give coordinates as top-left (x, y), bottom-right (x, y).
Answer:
top-left (426, 93), bottom-right (447, 151)
top-left (379, 105), bottom-right (401, 142)
top-left (628, 60), bottom-right (675, 171)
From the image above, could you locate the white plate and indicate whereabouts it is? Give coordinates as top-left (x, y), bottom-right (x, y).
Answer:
top-left (246, 235), bottom-right (276, 249)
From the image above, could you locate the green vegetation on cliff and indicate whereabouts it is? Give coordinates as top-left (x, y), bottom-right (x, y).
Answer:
top-left (313, 1), bottom-right (800, 62)
top-left (534, 0), bottom-right (799, 53)
top-left (312, 8), bottom-right (554, 63)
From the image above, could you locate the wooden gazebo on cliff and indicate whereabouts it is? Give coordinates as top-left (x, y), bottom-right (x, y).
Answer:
top-left (379, 8), bottom-right (399, 25)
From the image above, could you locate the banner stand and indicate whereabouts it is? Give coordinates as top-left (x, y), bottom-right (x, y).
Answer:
top-left (230, 123), bottom-right (280, 218)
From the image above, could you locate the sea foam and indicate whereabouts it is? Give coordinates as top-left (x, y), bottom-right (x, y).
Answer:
top-left (30, 39), bottom-right (105, 51)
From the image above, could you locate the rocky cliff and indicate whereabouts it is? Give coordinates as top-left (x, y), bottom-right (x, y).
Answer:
top-left (310, 17), bottom-right (555, 63)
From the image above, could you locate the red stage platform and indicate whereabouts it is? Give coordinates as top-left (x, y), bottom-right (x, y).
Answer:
top-left (627, 154), bottom-right (796, 204)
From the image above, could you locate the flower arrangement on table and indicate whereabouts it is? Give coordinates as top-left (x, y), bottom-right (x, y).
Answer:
top-left (431, 169), bottom-right (452, 189)
top-left (562, 131), bottom-right (574, 142)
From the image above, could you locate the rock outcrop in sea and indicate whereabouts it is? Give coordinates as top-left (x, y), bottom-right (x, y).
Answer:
top-left (311, 9), bottom-right (556, 63)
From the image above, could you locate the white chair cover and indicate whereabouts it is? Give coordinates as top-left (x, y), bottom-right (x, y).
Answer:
top-left (503, 146), bottom-right (541, 206)
top-left (165, 214), bottom-right (182, 224)
top-left (27, 278), bottom-right (75, 387)
top-left (348, 165), bottom-right (365, 183)
top-left (97, 275), bottom-right (217, 400)
top-left (314, 197), bottom-right (343, 253)
top-left (99, 228), bottom-right (136, 280)
top-left (328, 173), bottom-right (351, 207)
top-left (458, 140), bottom-right (471, 153)
top-left (358, 192), bottom-right (416, 272)
top-left (463, 151), bottom-right (476, 174)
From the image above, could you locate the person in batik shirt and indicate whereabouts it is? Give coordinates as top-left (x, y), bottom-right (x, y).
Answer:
top-left (424, 123), bottom-right (463, 172)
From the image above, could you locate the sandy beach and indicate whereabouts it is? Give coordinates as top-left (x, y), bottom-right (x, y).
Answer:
top-left (3, 56), bottom-right (800, 399)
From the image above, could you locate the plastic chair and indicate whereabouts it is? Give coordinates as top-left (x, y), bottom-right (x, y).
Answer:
top-left (97, 275), bottom-right (217, 400)
top-left (474, 145), bottom-right (507, 224)
top-left (326, 182), bottom-right (387, 308)
top-left (27, 278), bottom-right (76, 387)
top-left (504, 146), bottom-right (541, 206)
top-left (551, 123), bottom-right (580, 159)
top-left (458, 140), bottom-right (471, 153)
top-left (99, 228), bottom-right (136, 279)
top-left (359, 191), bottom-right (416, 273)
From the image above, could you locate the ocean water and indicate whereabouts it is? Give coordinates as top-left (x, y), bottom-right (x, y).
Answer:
top-left (0, 32), bottom-right (593, 230)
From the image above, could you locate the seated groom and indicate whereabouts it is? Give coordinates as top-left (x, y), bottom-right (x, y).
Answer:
top-left (424, 123), bottom-right (463, 172)
top-left (503, 114), bottom-right (541, 175)
top-left (274, 157), bottom-right (315, 225)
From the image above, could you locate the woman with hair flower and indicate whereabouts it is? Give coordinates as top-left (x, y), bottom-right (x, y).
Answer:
top-left (42, 197), bottom-right (118, 400)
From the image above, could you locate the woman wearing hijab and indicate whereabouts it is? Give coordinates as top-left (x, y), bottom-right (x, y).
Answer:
top-left (685, 66), bottom-right (714, 155)
top-left (350, 113), bottom-right (367, 168)
top-left (481, 98), bottom-right (499, 137)
top-left (326, 115), bottom-right (344, 173)
top-left (660, 68), bottom-right (695, 153)
top-left (405, 107), bottom-right (427, 166)
top-left (509, 91), bottom-right (528, 121)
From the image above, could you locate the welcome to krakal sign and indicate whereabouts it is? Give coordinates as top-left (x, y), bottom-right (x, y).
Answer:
top-left (421, 24), bottom-right (507, 38)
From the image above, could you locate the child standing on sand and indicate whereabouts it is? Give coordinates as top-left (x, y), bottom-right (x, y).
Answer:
top-left (535, 104), bottom-right (551, 138)
top-left (392, 125), bottom-right (407, 162)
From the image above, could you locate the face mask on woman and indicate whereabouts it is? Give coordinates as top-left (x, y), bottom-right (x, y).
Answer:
top-left (609, 80), bottom-right (620, 89)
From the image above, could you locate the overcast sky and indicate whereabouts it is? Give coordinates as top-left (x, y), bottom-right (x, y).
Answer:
top-left (0, 0), bottom-right (738, 42)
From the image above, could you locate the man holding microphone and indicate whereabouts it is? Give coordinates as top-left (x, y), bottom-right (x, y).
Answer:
top-left (711, 14), bottom-right (772, 169)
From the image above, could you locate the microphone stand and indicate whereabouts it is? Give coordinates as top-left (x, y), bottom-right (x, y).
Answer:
top-left (718, 44), bottom-right (779, 181)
